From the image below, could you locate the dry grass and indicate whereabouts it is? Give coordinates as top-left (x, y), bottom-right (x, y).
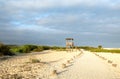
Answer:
top-left (62, 64), bottom-right (66, 68)
top-left (31, 59), bottom-right (40, 63)
top-left (108, 60), bottom-right (113, 63)
top-left (67, 60), bottom-right (71, 64)
top-left (51, 70), bottom-right (57, 76)
top-left (112, 64), bottom-right (117, 67)
top-left (29, 56), bottom-right (41, 63)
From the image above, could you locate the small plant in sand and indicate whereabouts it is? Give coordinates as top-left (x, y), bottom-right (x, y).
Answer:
top-left (99, 56), bottom-right (103, 58)
top-left (31, 58), bottom-right (40, 63)
top-left (112, 64), bottom-right (117, 67)
top-left (29, 56), bottom-right (41, 63)
top-left (102, 57), bottom-right (107, 60)
top-left (67, 60), bottom-right (71, 64)
top-left (101, 57), bottom-right (106, 60)
top-left (62, 64), bottom-right (66, 68)
top-left (51, 70), bottom-right (57, 76)
top-left (108, 60), bottom-right (112, 63)
top-left (70, 58), bottom-right (73, 61)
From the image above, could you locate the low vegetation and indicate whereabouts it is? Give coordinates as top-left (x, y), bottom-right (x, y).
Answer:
top-left (79, 46), bottom-right (120, 53)
top-left (31, 58), bottom-right (41, 63)
top-left (1, 41), bottom-right (120, 56)
top-left (90, 49), bottom-right (120, 53)
top-left (0, 42), bottom-right (66, 56)
top-left (51, 46), bottom-right (66, 51)
top-left (11, 45), bottom-right (65, 53)
top-left (0, 43), bottom-right (15, 56)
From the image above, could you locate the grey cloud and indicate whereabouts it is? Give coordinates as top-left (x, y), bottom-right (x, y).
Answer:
top-left (0, 28), bottom-right (69, 46)
top-left (0, 0), bottom-right (120, 47)
top-left (3, 0), bottom-right (120, 9)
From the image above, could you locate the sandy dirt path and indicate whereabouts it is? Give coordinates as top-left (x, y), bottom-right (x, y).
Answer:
top-left (58, 51), bottom-right (119, 79)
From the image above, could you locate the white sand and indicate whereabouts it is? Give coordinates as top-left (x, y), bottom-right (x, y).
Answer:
top-left (0, 50), bottom-right (120, 79)
top-left (58, 51), bottom-right (119, 79)
top-left (95, 52), bottom-right (120, 77)
top-left (0, 50), bottom-right (81, 79)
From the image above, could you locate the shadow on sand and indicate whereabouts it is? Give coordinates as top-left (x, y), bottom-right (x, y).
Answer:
top-left (48, 58), bottom-right (63, 64)
top-left (57, 70), bottom-right (68, 75)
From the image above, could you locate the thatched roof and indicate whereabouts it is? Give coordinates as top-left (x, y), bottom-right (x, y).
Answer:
top-left (66, 38), bottom-right (74, 40)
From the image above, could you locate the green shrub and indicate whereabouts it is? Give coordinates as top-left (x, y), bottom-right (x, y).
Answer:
top-left (90, 48), bottom-right (120, 53)
top-left (12, 45), bottom-right (38, 53)
top-left (33, 46), bottom-right (44, 52)
top-left (42, 46), bottom-right (51, 50)
top-left (82, 47), bottom-right (120, 53)
top-left (98, 45), bottom-right (102, 49)
top-left (78, 46), bottom-right (120, 53)
top-left (51, 46), bottom-right (66, 51)
top-left (79, 46), bottom-right (96, 50)
top-left (0, 43), bottom-right (14, 55)
top-left (21, 45), bottom-right (31, 53)
top-left (31, 59), bottom-right (40, 63)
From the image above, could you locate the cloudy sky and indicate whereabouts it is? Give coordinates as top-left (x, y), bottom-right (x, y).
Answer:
top-left (0, 0), bottom-right (120, 47)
